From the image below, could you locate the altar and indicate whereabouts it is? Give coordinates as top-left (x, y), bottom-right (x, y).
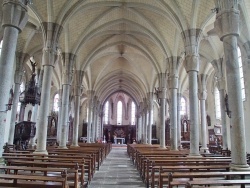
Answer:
top-left (114, 137), bottom-right (125, 144)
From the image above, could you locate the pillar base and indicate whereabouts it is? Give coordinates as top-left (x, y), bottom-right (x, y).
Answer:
top-left (33, 150), bottom-right (48, 155)
top-left (57, 146), bottom-right (68, 149)
top-left (70, 145), bottom-right (80, 148)
top-left (188, 153), bottom-right (201, 157)
top-left (230, 163), bottom-right (250, 171)
top-left (199, 147), bottom-right (210, 154)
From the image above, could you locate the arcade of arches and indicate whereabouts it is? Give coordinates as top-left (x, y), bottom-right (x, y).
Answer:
top-left (1, 0), bottom-right (250, 172)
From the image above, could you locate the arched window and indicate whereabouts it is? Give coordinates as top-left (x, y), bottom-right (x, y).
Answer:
top-left (238, 46), bottom-right (245, 101)
top-left (117, 101), bottom-right (122, 125)
top-left (104, 101), bottom-right (109, 124)
top-left (0, 40), bottom-right (3, 55)
top-left (131, 102), bottom-right (135, 125)
top-left (53, 94), bottom-right (59, 112)
top-left (180, 97), bottom-right (186, 115)
top-left (214, 87), bottom-right (221, 120)
top-left (17, 82), bottom-right (25, 113)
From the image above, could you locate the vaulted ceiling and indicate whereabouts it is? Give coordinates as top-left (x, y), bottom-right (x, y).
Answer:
top-left (3, 0), bottom-right (250, 105)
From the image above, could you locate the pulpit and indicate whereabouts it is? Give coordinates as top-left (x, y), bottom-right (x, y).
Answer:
top-left (14, 121), bottom-right (36, 150)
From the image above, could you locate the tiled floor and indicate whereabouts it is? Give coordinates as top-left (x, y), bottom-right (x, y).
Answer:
top-left (89, 146), bottom-right (145, 188)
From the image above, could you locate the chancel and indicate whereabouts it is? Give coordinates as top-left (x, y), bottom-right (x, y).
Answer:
top-left (1, 0), bottom-right (250, 187)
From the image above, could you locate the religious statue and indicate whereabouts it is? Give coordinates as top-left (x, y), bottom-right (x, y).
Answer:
top-left (30, 60), bottom-right (37, 83)
top-left (225, 94), bottom-right (231, 118)
top-left (30, 59), bottom-right (37, 74)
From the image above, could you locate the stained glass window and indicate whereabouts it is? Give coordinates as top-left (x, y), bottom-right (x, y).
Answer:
top-left (53, 94), bottom-right (59, 111)
top-left (117, 101), bottom-right (122, 125)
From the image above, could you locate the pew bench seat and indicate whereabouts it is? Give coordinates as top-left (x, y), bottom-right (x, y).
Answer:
top-left (186, 179), bottom-right (250, 188)
top-left (0, 174), bottom-right (68, 188)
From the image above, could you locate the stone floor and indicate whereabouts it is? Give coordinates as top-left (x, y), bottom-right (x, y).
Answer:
top-left (89, 146), bottom-right (145, 188)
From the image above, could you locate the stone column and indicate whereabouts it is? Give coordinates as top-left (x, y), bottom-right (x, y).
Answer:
top-left (8, 52), bottom-right (28, 144)
top-left (92, 96), bottom-right (97, 142)
top-left (56, 88), bottom-right (62, 144)
top-left (167, 57), bottom-right (181, 151)
top-left (215, 0), bottom-right (248, 169)
top-left (211, 58), bottom-right (228, 150)
top-left (71, 70), bottom-right (84, 147)
top-left (143, 98), bottom-right (148, 144)
top-left (34, 22), bottom-right (63, 154)
top-left (29, 69), bottom-right (43, 148)
top-left (99, 110), bottom-right (104, 140)
top-left (218, 79), bottom-right (228, 149)
top-left (87, 90), bottom-right (94, 143)
top-left (158, 73), bottom-right (167, 148)
top-left (0, 0), bottom-right (28, 158)
top-left (99, 111), bottom-right (104, 141)
top-left (59, 53), bottom-right (74, 148)
top-left (182, 29), bottom-right (202, 156)
top-left (141, 105), bottom-right (146, 144)
top-left (136, 112), bottom-right (142, 142)
top-left (95, 101), bottom-right (101, 141)
top-left (177, 91), bottom-right (182, 149)
top-left (147, 92), bottom-right (153, 144)
top-left (198, 74), bottom-right (209, 153)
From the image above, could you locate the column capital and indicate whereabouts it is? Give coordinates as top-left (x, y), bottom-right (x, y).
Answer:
top-left (159, 88), bottom-right (167, 99)
top-left (181, 29), bottom-right (202, 73)
top-left (181, 29), bottom-right (202, 55)
top-left (214, 6), bottom-right (240, 40)
top-left (62, 53), bottom-right (76, 85)
top-left (168, 75), bottom-right (178, 89)
top-left (166, 56), bottom-right (182, 75)
top-left (158, 72), bottom-right (167, 89)
top-left (183, 55), bottom-right (199, 72)
top-left (2, 0), bottom-right (28, 32)
top-left (74, 70), bottom-right (84, 96)
top-left (42, 22), bottom-right (63, 66)
top-left (211, 58), bottom-right (224, 78)
top-left (42, 22), bottom-right (63, 50)
top-left (167, 56), bottom-right (181, 89)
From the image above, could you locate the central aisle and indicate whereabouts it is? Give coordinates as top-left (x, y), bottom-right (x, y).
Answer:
top-left (89, 146), bottom-right (145, 188)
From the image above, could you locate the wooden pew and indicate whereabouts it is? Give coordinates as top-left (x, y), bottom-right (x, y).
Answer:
top-left (149, 164), bottom-right (230, 188)
top-left (6, 160), bottom-right (85, 187)
top-left (0, 172), bottom-right (68, 188)
top-left (186, 179), bottom-right (250, 188)
top-left (3, 156), bottom-right (88, 185)
top-left (46, 151), bottom-right (94, 179)
top-left (142, 157), bottom-right (231, 181)
top-left (0, 165), bottom-right (81, 188)
top-left (143, 157), bottom-right (231, 187)
top-left (3, 152), bottom-right (93, 178)
top-left (165, 171), bottom-right (250, 188)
